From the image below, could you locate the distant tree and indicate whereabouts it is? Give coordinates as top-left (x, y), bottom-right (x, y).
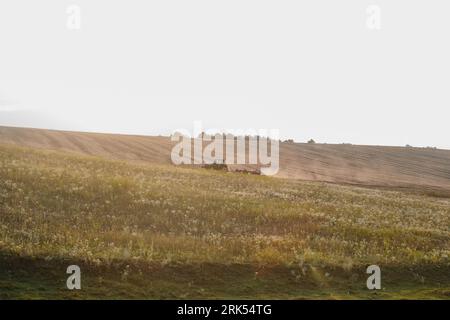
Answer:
top-left (198, 131), bottom-right (207, 139)
top-left (307, 139), bottom-right (316, 144)
top-left (405, 144), bottom-right (412, 148)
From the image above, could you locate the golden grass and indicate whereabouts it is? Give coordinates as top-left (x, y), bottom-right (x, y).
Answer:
top-left (0, 143), bottom-right (448, 273)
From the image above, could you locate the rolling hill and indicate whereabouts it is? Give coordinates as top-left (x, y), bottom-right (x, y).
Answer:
top-left (0, 142), bottom-right (449, 299)
top-left (1, 125), bottom-right (449, 192)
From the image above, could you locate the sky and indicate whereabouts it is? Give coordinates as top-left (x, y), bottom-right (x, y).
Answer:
top-left (0, 1), bottom-right (449, 149)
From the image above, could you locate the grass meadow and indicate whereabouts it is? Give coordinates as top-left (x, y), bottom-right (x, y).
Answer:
top-left (0, 144), bottom-right (449, 299)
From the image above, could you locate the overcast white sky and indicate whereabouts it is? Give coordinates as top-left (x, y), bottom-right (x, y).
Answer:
top-left (0, 1), bottom-right (449, 148)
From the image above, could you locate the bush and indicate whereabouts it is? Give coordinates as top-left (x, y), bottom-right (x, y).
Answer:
top-left (201, 162), bottom-right (228, 171)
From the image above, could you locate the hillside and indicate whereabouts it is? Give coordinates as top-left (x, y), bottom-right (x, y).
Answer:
top-left (0, 143), bottom-right (449, 299)
top-left (1, 126), bottom-right (449, 192)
